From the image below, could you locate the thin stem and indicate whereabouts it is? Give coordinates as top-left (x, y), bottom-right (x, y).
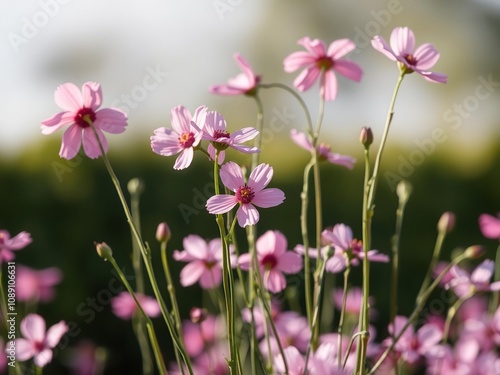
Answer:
top-left (160, 241), bottom-right (183, 338)
top-left (251, 93), bottom-right (264, 171)
top-left (442, 290), bottom-right (474, 343)
top-left (337, 262), bottom-right (351, 369)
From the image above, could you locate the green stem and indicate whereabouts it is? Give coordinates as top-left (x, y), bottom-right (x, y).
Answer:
top-left (337, 262), bottom-right (351, 369)
top-left (442, 290), bottom-right (474, 343)
top-left (489, 242), bottom-right (500, 312)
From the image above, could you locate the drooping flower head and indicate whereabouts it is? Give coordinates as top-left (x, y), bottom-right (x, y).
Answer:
top-left (206, 162), bottom-right (285, 227)
top-left (290, 129), bottom-right (356, 169)
top-left (209, 53), bottom-right (261, 96)
top-left (172, 235), bottom-right (235, 289)
top-left (371, 27), bottom-right (447, 83)
top-left (283, 37), bottom-right (363, 101)
top-left (0, 230), bottom-right (32, 264)
top-left (111, 291), bottom-right (161, 320)
top-left (41, 82), bottom-right (128, 159)
top-left (16, 265), bottom-right (63, 303)
top-left (202, 110), bottom-right (259, 163)
top-left (14, 313), bottom-right (68, 368)
top-left (238, 230), bottom-right (303, 293)
top-left (479, 213), bottom-right (500, 240)
top-left (151, 105), bottom-right (207, 170)
top-left (445, 259), bottom-right (500, 297)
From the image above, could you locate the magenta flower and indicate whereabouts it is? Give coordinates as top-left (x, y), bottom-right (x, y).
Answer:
top-left (14, 313), bottom-right (68, 367)
top-left (202, 110), bottom-right (259, 163)
top-left (0, 230), bottom-right (32, 264)
top-left (206, 162), bottom-right (285, 227)
top-left (283, 37), bottom-right (362, 101)
top-left (172, 235), bottom-right (235, 289)
top-left (371, 27), bottom-right (447, 83)
top-left (209, 53), bottom-right (261, 96)
top-left (41, 82), bottom-right (127, 159)
top-left (65, 340), bottom-right (105, 375)
top-left (111, 291), bottom-right (161, 320)
top-left (479, 213), bottom-right (500, 240)
top-left (151, 105), bottom-right (207, 170)
top-left (239, 230), bottom-right (302, 293)
top-left (446, 259), bottom-right (500, 297)
top-left (322, 224), bottom-right (389, 266)
top-left (182, 314), bottom-right (224, 357)
top-left (17, 265), bottom-right (63, 303)
top-left (290, 129), bottom-right (356, 169)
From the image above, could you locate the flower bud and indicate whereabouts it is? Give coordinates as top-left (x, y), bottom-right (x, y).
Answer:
top-left (396, 179), bottom-right (412, 206)
top-left (156, 222), bottom-right (171, 243)
top-left (189, 307), bottom-right (208, 324)
top-left (360, 127), bottom-right (373, 148)
top-left (127, 178), bottom-right (145, 195)
top-left (464, 245), bottom-right (485, 259)
top-left (95, 242), bottom-right (113, 260)
top-left (437, 211), bottom-right (455, 234)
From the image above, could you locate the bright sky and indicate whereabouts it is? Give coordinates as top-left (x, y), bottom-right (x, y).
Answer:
top-left (1, 1), bottom-right (499, 159)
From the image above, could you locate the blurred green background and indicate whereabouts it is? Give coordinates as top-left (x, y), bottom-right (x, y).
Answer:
top-left (2, 0), bottom-right (500, 373)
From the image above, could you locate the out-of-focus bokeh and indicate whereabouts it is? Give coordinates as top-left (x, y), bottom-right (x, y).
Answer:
top-left (1, 1), bottom-right (500, 374)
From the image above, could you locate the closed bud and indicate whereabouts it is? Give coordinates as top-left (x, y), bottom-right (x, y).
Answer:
top-left (360, 127), bottom-right (373, 148)
top-left (438, 211), bottom-right (455, 234)
top-left (156, 222), bottom-right (171, 243)
top-left (95, 242), bottom-right (113, 260)
top-left (190, 307), bottom-right (207, 324)
top-left (127, 178), bottom-right (145, 195)
top-left (464, 245), bottom-right (485, 259)
top-left (396, 179), bottom-right (412, 206)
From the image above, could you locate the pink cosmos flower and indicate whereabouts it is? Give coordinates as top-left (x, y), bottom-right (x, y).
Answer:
top-left (283, 37), bottom-right (363, 101)
top-left (16, 265), bottom-right (63, 303)
top-left (322, 224), bottom-right (390, 266)
top-left (371, 27), bottom-right (447, 83)
top-left (332, 287), bottom-right (375, 316)
top-left (385, 315), bottom-right (442, 365)
top-left (202, 110), bottom-right (259, 163)
top-left (172, 235), bottom-right (235, 289)
top-left (150, 105), bottom-right (207, 170)
top-left (206, 162), bottom-right (285, 227)
top-left (65, 340), bottom-right (106, 375)
top-left (445, 259), bottom-right (500, 297)
top-left (111, 291), bottom-right (161, 320)
top-left (238, 230), bottom-right (302, 293)
top-left (290, 129), bottom-right (356, 169)
top-left (182, 314), bottom-right (224, 358)
top-left (41, 82), bottom-right (127, 159)
top-left (0, 230), bottom-right (32, 264)
top-left (209, 53), bottom-right (261, 95)
top-left (479, 213), bottom-right (500, 240)
top-left (293, 244), bottom-right (346, 274)
top-left (14, 313), bottom-right (68, 367)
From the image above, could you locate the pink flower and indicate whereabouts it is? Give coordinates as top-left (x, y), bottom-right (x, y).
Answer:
top-left (332, 287), bottom-right (375, 316)
top-left (293, 244), bottom-right (346, 274)
top-left (385, 315), bottom-right (442, 364)
top-left (206, 162), bottom-right (285, 227)
top-left (14, 313), bottom-right (68, 367)
top-left (16, 265), bottom-right (63, 303)
top-left (322, 224), bottom-right (389, 266)
top-left (446, 259), bottom-right (500, 297)
top-left (150, 105), bottom-right (207, 170)
top-left (261, 311), bottom-right (310, 356)
top-left (41, 82), bottom-right (127, 159)
top-left (111, 291), bottom-right (161, 320)
top-left (181, 315), bottom-right (224, 358)
top-left (479, 213), bottom-right (500, 240)
top-left (290, 129), bottom-right (356, 169)
top-left (371, 27), bottom-right (447, 83)
top-left (172, 235), bottom-right (235, 289)
top-left (283, 37), bottom-right (362, 101)
top-left (65, 340), bottom-right (106, 375)
top-left (202, 110), bottom-right (259, 163)
top-left (0, 230), bottom-right (32, 264)
top-left (209, 53), bottom-right (260, 96)
top-left (238, 230), bottom-right (302, 293)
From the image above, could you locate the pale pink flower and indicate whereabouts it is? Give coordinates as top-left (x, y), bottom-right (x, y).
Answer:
top-left (273, 346), bottom-right (307, 375)
top-left (332, 287), bottom-right (375, 316)
top-left (283, 37), bottom-right (362, 101)
top-left (202, 110), bottom-right (259, 163)
top-left (322, 224), bottom-right (389, 266)
top-left (209, 53), bottom-right (261, 95)
top-left (0, 230), bottom-right (32, 264)
top-left (65, 340), bottom-right (105, 375)
top-left (150, 105), bottom-right (207, 170)
top-left (181, 314), bottom-right (225, 357)
top-left (385, 315), bottom-right (442, 365)
top-left (479, 213), bottom-right (500, 240)
top-left (290, 129), bottom-right (355, 169)
top-left (41, 82), bottom-right (127, 159)
top-left (445, 259), bottom-right (500, 297)
top-left (426, 340), bottom-right (478, 375)
top-left (371, 27), bottom-right (447, 83)
top-left (14, 313), bottom-right (68, 367)
top-left (239, 230), bottom-right (302, 293)
top-left (172, 235), bottom-right (235, 289)
top-left (111, 291), bottom-right (161, 320)
top-left (16, 265), bottom-right (63, 303)
top-left (206, 162), bottom-right (285, 227)
top-left (293, 244), bottom-right (346, 274)
top-left (261, 311), bottom-right (310, 357)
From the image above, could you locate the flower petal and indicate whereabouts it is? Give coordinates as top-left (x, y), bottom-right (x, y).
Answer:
top-left (471, 259), bottom-right (494, 285)
top-left (283, 51), bottom-right (317, 73)
top-left (264, 270), bottom-right (286, 293)
top-left (371, 35), bottom-right (397, 61)
top-left (41, 111), bottom-right (75, 134)
top-left (231, 127), bottom-right (259, 144)
top-left (327, 38), bottom-right (356, 59)
top-left (94, 108), bottom-right (127, 134)
top-left (418, 70), bottom-right (448, 84)
top-left (81, 82), bottom-right (102, 110)
top-left (206, 195), bottom-right (238, 215)
top-left (326, 152), bottom-right (356, 169)
top-left (237, 204), bottom-right (259, 227)
top-left (413, 43), bottom-right (441, 70)
top-left (479, 214), bottom-right (500, 239)
top-left (297, 37), bottom-right (326, 57)
top-left (334, 60), bottom-right (363, 82)
top-left (278, 251), bottom-right (303, 274)
top-left (390, 27), bottom-right (415, 57)
top-left (220, 162), bottom-right (245, 191)
top-left (54, 83), bottom-right (83, 112)
top-left (82, 127), bottom-right (107, 159)
top-left (256, 230), bottom-right (287, 257)
top-left (293, 66), bottom-right (321, 93)
top-left (252, 188), bottom-right (285, 208)
top-left (170, 105), bottom-right (192, 134)
top-left (34, 349), bottom-right (53, 368)
top-left (179, 261), bottom-right (206, 287)
top-left (183, 235), bottom-right (209, 259)
top-left (45, 321), bottom-right (68, 348)
top-left (21, 314), bottom-right (46, 343)
top-left (173, 148), bottom-right (194, 170)
top-left (322, 70), bottom-right (338, 101)
top-left (59, 124), bottom-right (82, 160)
top-left (150, 128), bottom-right (183, 156)
top-left (248, 163), bottom-right (273, 192)
top-left (289, 129), bottom-right (313, 152)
